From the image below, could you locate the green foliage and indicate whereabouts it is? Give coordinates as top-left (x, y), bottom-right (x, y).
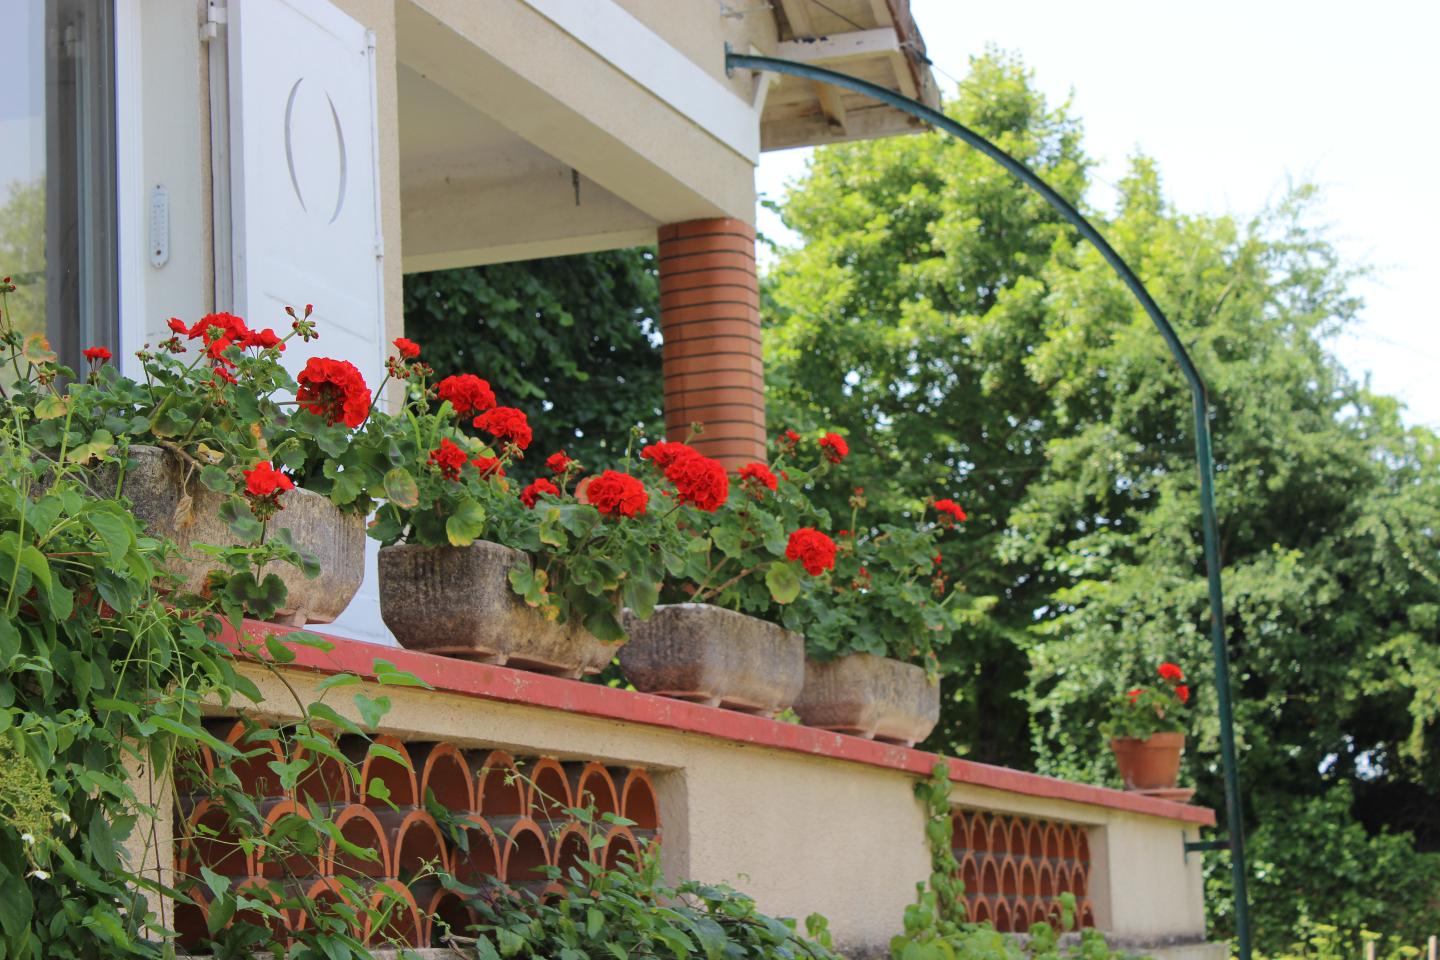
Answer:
top-left (457, 827), bottom-right (841, 960)
top-left (404, 250), bottom-right (664, 470)
top-left (764, 48), bottom-right (1440, 943)
top-left (1205, 787), bottom-right (1440, 952)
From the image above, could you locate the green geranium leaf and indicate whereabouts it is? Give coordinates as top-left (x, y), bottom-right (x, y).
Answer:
top-left (765, 561), bottom-right (801, 605)
top-left (383, 467), bottom-right (420, 508)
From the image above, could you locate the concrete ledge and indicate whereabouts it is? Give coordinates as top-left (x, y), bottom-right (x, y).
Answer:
top-left (227, 622), bottom-right (1215, 828)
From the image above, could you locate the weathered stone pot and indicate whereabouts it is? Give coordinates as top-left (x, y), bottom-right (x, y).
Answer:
top-left (793, 654), bottom-right (941, 747)
top-left (619, 603), bottom-right (804, 716)
top-left (115, 444), bottom-right (364, 624)
top-left (1109, 732), bottom-right (1185, 791)
top-left (378, 539), bottom-right (621, 678)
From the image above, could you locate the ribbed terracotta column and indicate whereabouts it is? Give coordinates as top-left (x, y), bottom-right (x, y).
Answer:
top-left (657, 218), bottom-right (766, 468)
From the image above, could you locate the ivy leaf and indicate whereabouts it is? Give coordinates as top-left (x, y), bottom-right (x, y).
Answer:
top-left (765, 561), bottom-right (801, 605)
top-left (383, 467), bottom-right (419, 508)
top-left (354, 692), bottom-right (391, 729)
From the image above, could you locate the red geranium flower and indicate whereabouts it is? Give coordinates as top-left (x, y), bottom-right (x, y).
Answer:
top-left (818, 432), bottom-right (849, 463)
top-left (521, 477), bottom-right (559, 509)
top-left (472, 456), bottom-right (505, 478)
top-left (933, 498), bottom-right (968, 525)
top-left (546, 451), bottom-right (574, 474)
top-left (393, 337), bottom-right (420, 359)
top-left (1158, 662), bottom-right (1185, 682)
top-left (436, 374), bottom-right (496, 416)
top-left (786, 528), bottom-right (838, 576)
top-left (933, 552), bottom-right (943, 568)
top-left (737, 462), bottom-right (778, 495)
top-left (206, 336), bottom-right (236, 365)
top-left (188, 311), bottom-right (250, 343)
top-left (1127, 688), bottom-right (1144, 703)
top-left (778, 429), bottom-right (801, 452)
top-left (241, 327), bottom-right (284, 351)
top-left (211, 368), bottom-right (238, 386)
top-left (640, 441), bottom-right (698, 470)
top-left (243, 462), bottom-right (294, 499)
top-left (584, 470), bottom-right (648, 518)
top-left (167, 317), bottom-right (187, 335)
top-left (1175, 684), bottom-right (1191, 704)
top-left (427, 438), bottom-right (468, 481)
top-left (473, 406), bottom-right (532, 451)
top-left (296, 356), bottom-right (372, 428)
top-left (665, 451), bottom-right (729, 512)
top-left (82, 346), bottom-right (111, 363)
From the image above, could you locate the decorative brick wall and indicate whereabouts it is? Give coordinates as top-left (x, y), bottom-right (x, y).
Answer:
top-left (172, 721), bottom-right (660, 950)
top-left (658, 217), bottom-right (766, 468)
top-left (951, 809), bottom-right (1096, 932)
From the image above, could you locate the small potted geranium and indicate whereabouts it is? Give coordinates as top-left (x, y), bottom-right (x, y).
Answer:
top-left (1103, 662), bottom-right (1191, 793)
top-left (789, 487), bottom-right (983, 746)
top-left (367, 349), bottom-right (681, 677)
top-left (618, 436), bottom-right (835, 716)
top-left (11, 303), bottom-right (371, 624)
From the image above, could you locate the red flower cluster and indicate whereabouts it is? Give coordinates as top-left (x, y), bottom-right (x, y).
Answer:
top-left (777, 429), bottom-right (801, 453)
top-left (585, 470), bottom-right (648, 518)
top-left (1176, 685), bottom-right (1191, 703)
top-left (521, 477), bottom-right (559, 509)
top-left (472, 456), bottom-right (505, 479)
top-left (1158, 662), bottom-right (1184, 682)
top-left (933, 498), bottom-right (968, 525)
top-left (546, 451), bottom-right (574, 474)
top-left (665, 451), bottom-right (729, 512)
top-left (393, 337), bottom-right (420, 359)
top-left (428, 438), bottom-right (469, 481)
top-left (296, 357), bottom-right (372, 428)
top-left (818, 432), bottom-right (849, 464)
top-left (82, 346), bottom-right (111, 363)
top-left (737, 462), bottom-right (778, 495)
top-left (436, 374), bottom-right (496, 416)
top-left (786, 527), bottom-right (838, 576)
top-left (244, 461), bottom-right (294, 499)
top-left (640, 442), bottom-right (696, 469)
top-left (183, 311), bottom-right (285, 359)
top-left (474, 406), bottom-right (532, 451)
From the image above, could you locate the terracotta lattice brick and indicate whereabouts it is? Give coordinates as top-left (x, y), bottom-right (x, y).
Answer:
top-left (951, 808), bottom-right (1096, 933)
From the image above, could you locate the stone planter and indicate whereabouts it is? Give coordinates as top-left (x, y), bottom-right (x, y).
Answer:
top-left (793, 654), bottom-right (940, 747)
top-left (378, 540), bottom-right (620, 678)
top-left (1110, 732), bottom-right (1185, 791)
top-left (618, 603), bottom-right (804, 716)
top-left (115, 444), bottom-right (364, 625)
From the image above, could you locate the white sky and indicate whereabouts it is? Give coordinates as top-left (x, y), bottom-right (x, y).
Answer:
top-left (755, 0), bottom-right (1440, 430)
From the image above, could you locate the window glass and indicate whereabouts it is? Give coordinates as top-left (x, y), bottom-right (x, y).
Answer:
top-left (0, 0), bottom-right (116, 373)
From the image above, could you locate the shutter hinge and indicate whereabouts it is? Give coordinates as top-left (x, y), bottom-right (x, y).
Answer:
top-left (201, 0), bottom-right (226, 42)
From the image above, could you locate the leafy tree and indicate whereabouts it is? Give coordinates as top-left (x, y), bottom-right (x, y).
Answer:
top-left (403, 249), bottom-right (664, 470)
top-left (763, 50), bottom-right (1440, 949)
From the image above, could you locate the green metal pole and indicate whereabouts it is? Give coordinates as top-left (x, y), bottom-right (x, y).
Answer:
top-left (727, 49), bottom-right (1252, 960)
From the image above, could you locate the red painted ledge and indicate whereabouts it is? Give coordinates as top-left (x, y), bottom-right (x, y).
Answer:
top-left (223, 622), bottom-right (1216, 828)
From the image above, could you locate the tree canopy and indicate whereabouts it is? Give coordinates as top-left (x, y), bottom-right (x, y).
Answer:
top-left (763, 51), bottom-right (1440, 949)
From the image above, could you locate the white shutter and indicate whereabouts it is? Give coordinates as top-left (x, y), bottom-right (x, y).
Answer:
top-left (228, 0), bottom-right (383, 383)
top-left (228, 0), bottom-right (392, 646)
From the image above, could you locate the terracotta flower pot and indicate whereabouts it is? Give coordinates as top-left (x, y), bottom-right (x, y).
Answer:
top-left (618, 603), bottom-right (804, 716)
top-left (115, 444), bottom-right (364, 624)
top-left (378, 539), bottom-right (621, 678)
top-left (1109, 732), bottom-right (1185, 791)
top-left (793, 653), bottom-right (940, 747)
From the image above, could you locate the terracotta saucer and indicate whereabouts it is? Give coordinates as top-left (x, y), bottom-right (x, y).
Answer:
top-left (1132, 786), bottom-right (1196, 803)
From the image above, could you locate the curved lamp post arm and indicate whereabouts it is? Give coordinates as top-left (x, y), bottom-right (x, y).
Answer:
top-left (726, 49), bottom-right (1251, 960)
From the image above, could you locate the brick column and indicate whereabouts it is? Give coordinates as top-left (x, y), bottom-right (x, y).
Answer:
top-left (657, 218), bottom-right (766, 468)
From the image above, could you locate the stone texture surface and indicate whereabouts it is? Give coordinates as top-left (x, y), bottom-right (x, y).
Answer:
top-left (378, 540), bottom-right (620, 677)
top-left (793, 653), bottom-right (941, 746)
top-left (619, 603), bottom-right (804, 716)
top-left (116, 445), bottom-right (363, 624)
